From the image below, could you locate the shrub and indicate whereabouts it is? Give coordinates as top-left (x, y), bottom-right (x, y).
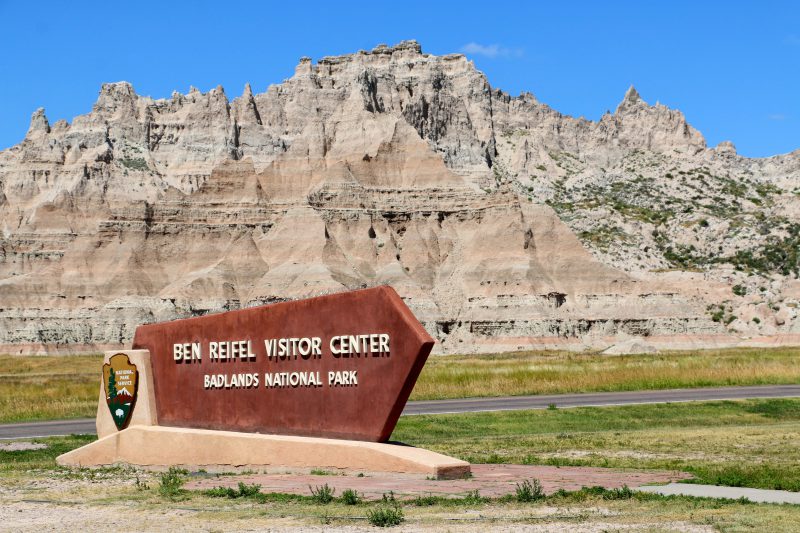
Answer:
top-left (135, 474), bottom-right (149, 491)
top-left (462, 489), bottom-right (486, 504)
top-left (602, 485), bottom-right (634, 500)
top-left (119, 157), bottom-right (149, 171)
top-left (411, 494), bottom-right (438, 506)
top-left (203, 482), bottom-right (262, 500)
top-left (340, 488), bottom-right (361, 505)
top-left (158, 467), bottom-right (187, 499)
top-left (733, 284), bottom-right (747, 296)
top-left (309, 483), bottom-right (335, 504)
top-left (367, 504), bottom-right (404, 527)
top-left (515, 479), bottom-right (545, 502)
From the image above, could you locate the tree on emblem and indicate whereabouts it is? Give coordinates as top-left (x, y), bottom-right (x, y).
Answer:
top-left (107, 370), bottom-right (117, 399)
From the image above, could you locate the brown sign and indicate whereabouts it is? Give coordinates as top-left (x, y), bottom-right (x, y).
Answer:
top-left (103, 353), bottom-right (139, 430)
top-left (131, 286), bottom-right (434, 442)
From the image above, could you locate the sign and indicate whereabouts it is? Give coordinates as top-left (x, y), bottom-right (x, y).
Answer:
top-left (103, 353), bottom-right (139, 430)
top-left (131, 286), bottom-right (434, 442)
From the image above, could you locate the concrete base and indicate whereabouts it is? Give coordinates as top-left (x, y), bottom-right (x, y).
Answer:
top-left (56, 425), bottom-right (470, 480)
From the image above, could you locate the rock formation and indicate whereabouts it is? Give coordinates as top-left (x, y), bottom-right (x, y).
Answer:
top-left (1, 40), bottom-right (798, 354)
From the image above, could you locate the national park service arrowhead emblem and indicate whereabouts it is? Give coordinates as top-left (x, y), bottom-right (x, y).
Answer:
top-left (103, 353), bottom-right (139, 430)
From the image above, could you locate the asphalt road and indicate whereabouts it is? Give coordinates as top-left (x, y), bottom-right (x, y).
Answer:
top-left (2, 384), bottom-right (799, 440)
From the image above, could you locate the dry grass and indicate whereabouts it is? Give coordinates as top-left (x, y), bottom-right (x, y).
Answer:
top-left (411, 347), bottom-right (800, 400)
top-left (0, 354), bottom-right (102, 423)
top-left (2, 347), bottom-right (800, 422)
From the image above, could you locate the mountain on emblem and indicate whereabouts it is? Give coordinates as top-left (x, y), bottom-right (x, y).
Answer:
top-left (103, 353), bottom-right (139, 430)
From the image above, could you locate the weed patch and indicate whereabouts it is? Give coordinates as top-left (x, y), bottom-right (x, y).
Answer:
top-left (159, 467), bottom-right (188, 499)
top-left (309, 483), bottom-right (335, 504)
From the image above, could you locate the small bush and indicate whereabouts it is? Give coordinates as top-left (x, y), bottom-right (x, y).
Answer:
top-left (461, 489), bottom-right (486, 504)
top-left (158, 467), bottom-right (187, 499)
top-left (309, 483), bottom-right (335, 504)
top-left (340, 488), bottom-right (361, 505)
top-left (732, 284), bottom-right (747, 296)
top-left (204, 482), bottom-right (263, 500)
top-left (515, 478), bottom-right (545, 502)
top-left (238, 482), bottom-right (262, 498)
top-left (119, 157), bottom-right (149, 171)
top-left (411, 494), bottom-right (438, 506)
top-left (135, 474), bottom-right (149, 491)
top-left (204, 486), bottom-right (237, 498)
top-left (367, 504), bottom-right (404, 527)
top-left (602, 485), bottom-right (634, 500)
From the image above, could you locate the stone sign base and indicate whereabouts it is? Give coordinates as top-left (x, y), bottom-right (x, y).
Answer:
top-left (56, 426), bottom-right (470, 480)
top-left (59, 345), bottom-right (469, 480)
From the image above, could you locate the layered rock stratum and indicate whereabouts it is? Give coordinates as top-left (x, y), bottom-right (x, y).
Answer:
top-left (1, 41), bottom-right (798, 354)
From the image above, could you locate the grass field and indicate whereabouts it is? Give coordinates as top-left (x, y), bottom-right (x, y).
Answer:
top-left (0, 355), bottom-right (101, 423)
top-left (2, 413), bottom-right (800, 530)
top-left (412, 347), bottom-right (800, 400)
top-left (394, 398), bottom-right (800, 492)
top-left (1, 347), bottom-right (799, 423)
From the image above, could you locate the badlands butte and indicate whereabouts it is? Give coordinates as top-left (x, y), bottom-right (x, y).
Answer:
top-left (1, 40), bottom-right (799, 355)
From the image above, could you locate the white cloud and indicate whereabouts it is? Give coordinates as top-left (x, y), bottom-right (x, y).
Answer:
top-left (768, 114), bottom-right (787, 121)
top-left (460, 42), bottom-right (523, 59)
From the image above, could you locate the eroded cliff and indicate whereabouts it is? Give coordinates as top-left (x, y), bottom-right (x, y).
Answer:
top-left (1, 41), bottom-right (798, 354)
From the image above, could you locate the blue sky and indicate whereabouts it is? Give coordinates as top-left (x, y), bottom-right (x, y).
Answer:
top-left (0, 1), bottom-right (797, 157)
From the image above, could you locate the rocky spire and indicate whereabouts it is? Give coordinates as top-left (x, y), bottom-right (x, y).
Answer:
top-left (615, 85), bottom-right (644, 114)
top-left (715, 140), bottom-right (737, 155)
top-left (93, 82), bottom-right (138, 118)
top-left (295, 57), bottom-right (312, 76)
top-left (27, 107), bottom-right (50, 136)
top-left (236, 82), bottom-right (262, 125)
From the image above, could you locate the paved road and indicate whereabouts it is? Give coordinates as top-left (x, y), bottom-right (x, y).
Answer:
top-left (402, 384), bottom-right (800, 415)
top-left (2, 384), bottom-right (799, 439)
top-left (0, 418), bottom-right (97, 440)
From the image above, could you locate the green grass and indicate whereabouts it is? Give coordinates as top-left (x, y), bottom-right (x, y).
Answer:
top-left (393, 398), bottom-right (800, 491)
top-left (410, 347), bottom-right (800, 400)
top-left (0, 434), bottom-right (96, 474)
top-left (1, 425), bottom-right (800, 530)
